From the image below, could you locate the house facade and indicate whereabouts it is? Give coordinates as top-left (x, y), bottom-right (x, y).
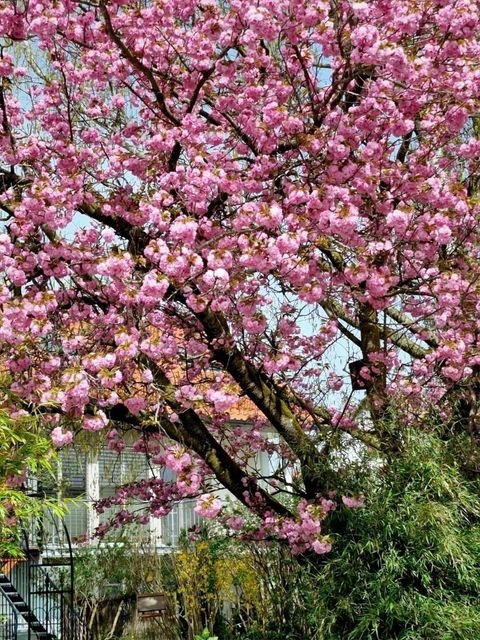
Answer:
top-left (49, 430), bottom-right (281, 552)
top-left (53, 446), bottom-right (200, 551)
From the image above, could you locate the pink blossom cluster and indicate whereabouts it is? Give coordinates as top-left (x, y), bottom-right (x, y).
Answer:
top-left (50, 427), bottom-right (74, 448)
top-left (341, 495), bottom-right (365, 509)
top-left (260, 499), bottom-right (335, 555)
top-left (6, 469), bottom-right (27, 488)
top-left (95, 476), bottom-right (183, 530)
top-left (194, 494), bottom-right (223, 519)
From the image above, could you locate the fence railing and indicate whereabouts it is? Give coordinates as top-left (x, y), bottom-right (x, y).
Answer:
top-left (1, 556), bottom-right (91, 640)
top-left (0, 511), bottom-right (91, 640)
top-left (0, 579), bottom-right (18, 640)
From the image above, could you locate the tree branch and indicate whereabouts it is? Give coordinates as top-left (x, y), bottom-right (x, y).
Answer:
top-left (100, 2), bottom-right (181, 127)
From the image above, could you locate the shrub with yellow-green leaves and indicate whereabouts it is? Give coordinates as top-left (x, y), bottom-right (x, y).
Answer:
top-left (0, 412), bottom-right (62, 556)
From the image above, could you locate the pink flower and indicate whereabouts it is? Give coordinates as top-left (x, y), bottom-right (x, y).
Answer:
top-left (312, 538), bottom-right (332, 555)
top-left (435, 225), bottom-right (452, 244)
top-left (124, 397), bottom-right (146, 415)
top-left (176, 471), bottom-right (202, 495)
top-left (195, 494), bottom-right (223, 519)
top-left (386, 210), bottom-right (410, 236)
top-left (6, 469), bottom-right (27, 488)
top-left (342, 494), bottom-right (365, 509)
top-left (225, 516), bottom-right (245, 531)
top-left (83, 411), bottom-right (108, 432)
top-left (165, 446), bottom-right (192, 472)
top-left (51, 427), bottom-right (73, 447)
top-left (327, 373), bottom-right (344, 391)
top-left (140, 271), bottom-right (169, 300)
top-left (350, 24), bottom-right (380, 62)
top-left (169, 217), bottom-right (198, 245)
top-left (107, 429), bottom-right (125, 452)
top-left (206, 389), bottom-right (238, 413)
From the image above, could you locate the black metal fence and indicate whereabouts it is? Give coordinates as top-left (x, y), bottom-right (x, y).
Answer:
top-left (0, 579), bottom-right (18, 640)
top-left (0, 512), bottom-right (90, 640)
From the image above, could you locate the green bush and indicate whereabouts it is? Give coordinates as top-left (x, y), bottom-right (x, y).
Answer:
top-left (312, 430), bottom-right (480, 640)
top-left (0, 411), bottom-right (62, 556)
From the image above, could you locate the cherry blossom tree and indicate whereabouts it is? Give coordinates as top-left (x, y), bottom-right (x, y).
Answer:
top-left (0, 0), bottom-right (480, 553)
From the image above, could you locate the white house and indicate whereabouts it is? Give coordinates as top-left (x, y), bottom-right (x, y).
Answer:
top-left (44, 425), bottom-right (283, 553)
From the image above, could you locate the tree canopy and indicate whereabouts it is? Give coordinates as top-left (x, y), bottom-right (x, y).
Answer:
top-left (0, 0), bottom-right (480, 552)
